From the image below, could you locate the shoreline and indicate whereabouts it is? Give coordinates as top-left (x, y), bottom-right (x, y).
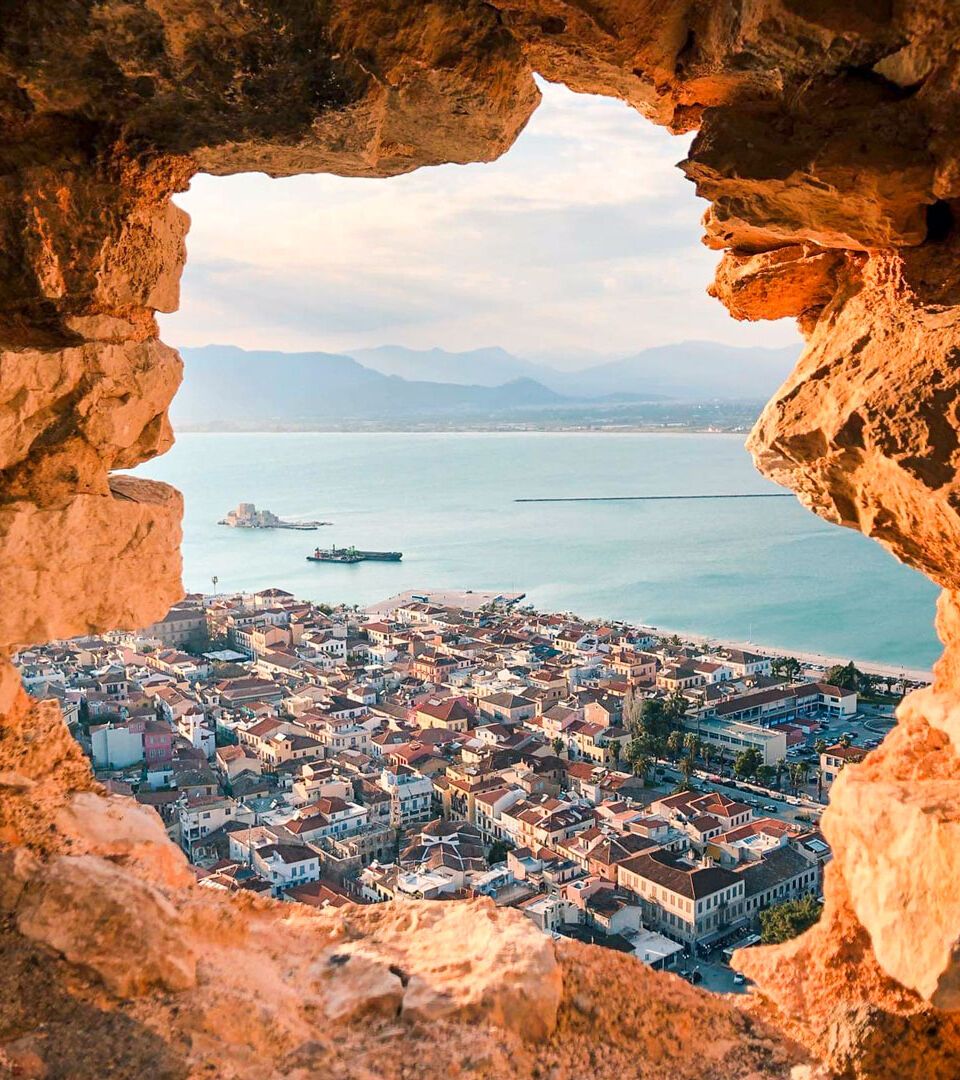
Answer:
top-left (362, 586), bottom-right (935, 684)
top-left (644, 623), bottom-right (934, 684)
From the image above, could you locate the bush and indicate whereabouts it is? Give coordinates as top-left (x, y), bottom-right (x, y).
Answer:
top-left (760, 895), bottom-right (823, 944)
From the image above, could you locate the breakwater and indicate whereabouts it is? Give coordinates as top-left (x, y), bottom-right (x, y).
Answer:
top-left (515, 493), bottom-right (795, 503)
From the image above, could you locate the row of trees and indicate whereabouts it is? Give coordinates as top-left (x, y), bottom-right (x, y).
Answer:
top-left (730, 748), bottom-right (821, 795)
top-left (617, 687), bottom-right (832, 798)
top-left (826, 660), bottom-right (905, 699)
top-left (771, 655), bottom-right (904, 700)
top-left (622, 690), bottom-right (691, 784)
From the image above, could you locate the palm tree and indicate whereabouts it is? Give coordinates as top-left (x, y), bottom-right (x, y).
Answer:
top-left (632, 753), bottom-right (652, 784)
top-left (666, 731), bottom-right (684, 760)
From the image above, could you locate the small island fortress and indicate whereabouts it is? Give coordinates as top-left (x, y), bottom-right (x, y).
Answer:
top-left (220, 502), bottom-right (331, 531)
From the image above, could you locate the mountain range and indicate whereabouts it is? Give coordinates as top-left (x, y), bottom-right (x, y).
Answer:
top-left (171, 341), bottom-right (799, 429)
top-left (346, 341), bottom-right (798, 399)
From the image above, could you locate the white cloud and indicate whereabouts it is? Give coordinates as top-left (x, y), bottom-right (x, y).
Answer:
top-left (161, 78), bottom-right (800, 360)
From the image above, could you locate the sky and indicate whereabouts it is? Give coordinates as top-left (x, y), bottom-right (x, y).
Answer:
top-left (161, 78), bottom-right (801, 368)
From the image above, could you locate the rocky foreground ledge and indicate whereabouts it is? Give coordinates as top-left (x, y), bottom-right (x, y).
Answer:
top-left (0, 673), bottom-right (811, 1080)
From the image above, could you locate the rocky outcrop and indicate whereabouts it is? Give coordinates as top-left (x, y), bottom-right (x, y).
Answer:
top-left (0, 755), bottom-right (812, 1079)
top-left (3, 2), bottom-right (960, 1077)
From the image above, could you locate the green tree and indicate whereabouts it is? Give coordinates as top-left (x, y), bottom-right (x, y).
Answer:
top-left (734, 747), bottom-right (763, 779)
top-left (760, 895), bottom-right (823, 944)
top-left (626, 739), bottom-right (651, 782)
top-left (756, 764), bottom-right (775, 787)
top-left (683, 733), bottom-right (701, 759)
top-left (774, 757), bottom-right (786, 789)
top-left (679, 752), bottom-right (695, 780)
top-left (552, 736), bottom-right (565, 756)
top-left (825, 661), bottom-right (865, 692)
top-left (666, 731), bottom-right (685, 760)
top-left (487, 840), bottom-right (510, 866)
top-left (772, 656), bottom-right (802, 681)
top-left (664, 691), bottom-right (689, 726)
top-left (639, 697), bottom-right (671, 743)
top-left (814, 738), bottom-right (827, 755)
top-left (610, 740), bottom-right (622, 767)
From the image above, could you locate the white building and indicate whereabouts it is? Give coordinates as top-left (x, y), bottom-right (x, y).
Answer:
top-left (178, 794), bottom-right (251, 855)
top-left (90, 721), bottom-right (143, 769)
top-left (378, 766), bottom-right (434, 827)
top-left (251, 843), bottom-right (321, 897)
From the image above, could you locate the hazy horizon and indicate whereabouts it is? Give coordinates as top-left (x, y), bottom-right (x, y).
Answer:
top-left (162, 78), bottom-right (802, 362)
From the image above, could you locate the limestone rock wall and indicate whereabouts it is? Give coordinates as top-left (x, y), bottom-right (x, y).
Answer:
top-left (2, 2), bottom-right (960, 1077)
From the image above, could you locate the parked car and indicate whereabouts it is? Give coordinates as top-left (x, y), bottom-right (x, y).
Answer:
top-left (762, 804), bottom-right (779, 812)
top-left (733, 972), bottom-right (746, 985)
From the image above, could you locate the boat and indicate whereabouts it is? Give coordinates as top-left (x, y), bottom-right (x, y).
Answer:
top-left (307, 545), bottom-right (402, 564)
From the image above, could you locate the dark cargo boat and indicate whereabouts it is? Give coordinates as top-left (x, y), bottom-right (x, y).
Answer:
top-left (307, 545), bottom-right (402, 564)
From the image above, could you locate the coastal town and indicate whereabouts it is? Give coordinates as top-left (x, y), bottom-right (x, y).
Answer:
top-left (14, 587), bottom-right (908, 983)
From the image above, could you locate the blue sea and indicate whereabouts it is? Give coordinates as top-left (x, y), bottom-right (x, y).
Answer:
top-left (135, 432), bottom-right (941, 670)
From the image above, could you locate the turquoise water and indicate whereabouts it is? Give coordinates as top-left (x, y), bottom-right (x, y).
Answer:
top-left (136, 432), bottom-right (941, 669)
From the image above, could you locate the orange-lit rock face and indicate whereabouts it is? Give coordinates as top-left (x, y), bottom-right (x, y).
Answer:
top-left (2, 2), bottom-right (960, 1077)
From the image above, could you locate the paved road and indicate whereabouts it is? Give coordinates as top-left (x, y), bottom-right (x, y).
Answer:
top-left (645, 701), bottom-right (904, 825)
top-left (648, 766), bottom-right (821, 825)
top-left (666, 953), bottom-right (752, 995)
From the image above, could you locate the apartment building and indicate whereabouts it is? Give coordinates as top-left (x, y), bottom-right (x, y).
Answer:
top-left (618, 849), bottom-right (746, 949)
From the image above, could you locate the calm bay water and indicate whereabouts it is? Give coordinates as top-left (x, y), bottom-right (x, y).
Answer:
top-left (136, 432), bottom-right (941, 669)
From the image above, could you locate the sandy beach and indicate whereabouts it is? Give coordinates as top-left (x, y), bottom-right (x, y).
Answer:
top-left (650, 624), bottom-right (934, 684)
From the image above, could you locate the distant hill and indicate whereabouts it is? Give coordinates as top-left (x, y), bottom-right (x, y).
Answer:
top-left (171, 345), bottom-right (567, 427)
top-left (170, 341), bottom-right (797, 430)
top-left (544, 341), bottom-right (799, 400)
top-left (346, 344), bottom-right (551, 387)
top-left (348, 340), bottom-right (798, 400)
